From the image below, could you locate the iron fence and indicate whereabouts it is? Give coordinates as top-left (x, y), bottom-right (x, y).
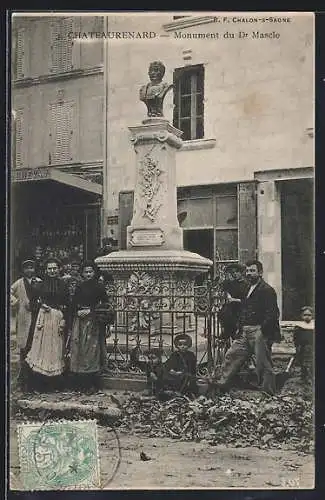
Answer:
top-left (99, 274), bottom-right (229, 379)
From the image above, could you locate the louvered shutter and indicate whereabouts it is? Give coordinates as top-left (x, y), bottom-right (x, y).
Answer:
top-left (238, 182), bottom-right (257, 263)
top-left (15, 28), bottom-right (26, 79)
top-left (48, 100), bottom-right (77, 165)
top-left (49, 17), bottom-right (78, 73)
top-left (15, 108), bottom-right (27, 168)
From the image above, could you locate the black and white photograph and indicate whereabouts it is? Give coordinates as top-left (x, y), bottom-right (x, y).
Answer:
top-left (8, 11), bottom-right (315, 490)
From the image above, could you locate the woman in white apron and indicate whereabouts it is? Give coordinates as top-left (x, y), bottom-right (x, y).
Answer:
top-left (25, 258), bottom-right (69, 392)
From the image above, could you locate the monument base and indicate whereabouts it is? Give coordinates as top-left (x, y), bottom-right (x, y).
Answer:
top-left (95, 249), bottom-right (212, 275)
top-left (95, 249), bottom-right (212, 340)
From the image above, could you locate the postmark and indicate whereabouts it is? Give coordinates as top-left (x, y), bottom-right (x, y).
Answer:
top-left (17, 419), bottom-right (100, 490)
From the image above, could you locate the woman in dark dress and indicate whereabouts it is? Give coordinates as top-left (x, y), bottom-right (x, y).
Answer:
top-left (69, 261), bottom-right (108, 392)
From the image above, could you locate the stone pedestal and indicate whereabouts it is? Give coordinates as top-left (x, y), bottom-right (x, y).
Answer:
top-left (127, 118), bottom-right (183, 251)
top-left (96, 118), bottom-right (212, 342)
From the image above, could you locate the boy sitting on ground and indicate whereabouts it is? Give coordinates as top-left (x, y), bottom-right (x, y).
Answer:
top-left (162, 333), bottom-right (198, 398)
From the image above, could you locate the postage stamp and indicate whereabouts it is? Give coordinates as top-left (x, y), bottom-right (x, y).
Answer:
top-left (17, 419), bottom-right (100, 490)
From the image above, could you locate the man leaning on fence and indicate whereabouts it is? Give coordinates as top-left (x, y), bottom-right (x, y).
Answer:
top-left (214, 260), bottom-right (281, 396)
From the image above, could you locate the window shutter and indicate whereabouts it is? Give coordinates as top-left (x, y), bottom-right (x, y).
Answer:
top-left (71, 17), bottom-right (81, 70)
top-left (15, 107), bottom-right (27, 168)
top-left (49, 17), bottom-right (75, 73)
top-left (118, 191), bottom-right (134, 250)
top-left (16, 28), bottom-right (27, 79)
top-left (48, 100), bottom-right (77, 165)
top-left (238, 182), bottom-right (257, 263)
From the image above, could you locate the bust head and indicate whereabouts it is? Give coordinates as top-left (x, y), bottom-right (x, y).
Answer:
top-left (148, 61), bottom-right (165, 84)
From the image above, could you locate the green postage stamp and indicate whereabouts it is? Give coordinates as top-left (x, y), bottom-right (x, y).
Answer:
top-left (17, 419), bottom-right (100, 490)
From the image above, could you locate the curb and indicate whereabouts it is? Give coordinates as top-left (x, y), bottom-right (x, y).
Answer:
top-left (14, 398), bottom-right (122, 423)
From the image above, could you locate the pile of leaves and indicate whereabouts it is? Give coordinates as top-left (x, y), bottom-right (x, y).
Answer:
top-left (117, 392), bottom-right (313, 453)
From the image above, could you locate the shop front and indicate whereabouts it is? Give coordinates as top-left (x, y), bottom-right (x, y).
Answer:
top-left (11, 167), bottom-right (102, 280)
top-left (118, 181), bottom-right (257, 279)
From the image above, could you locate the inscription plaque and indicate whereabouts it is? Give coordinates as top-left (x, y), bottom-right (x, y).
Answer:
top-left (130, 229), bottom-right (164, 247)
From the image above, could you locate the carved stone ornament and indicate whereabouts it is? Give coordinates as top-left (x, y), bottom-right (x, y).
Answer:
top-left (139, 151), bottom-right (163, 222)
top-left (130, 131), bottom-right (169, 145)
top-left (139, 61), bottom-right (173, 118)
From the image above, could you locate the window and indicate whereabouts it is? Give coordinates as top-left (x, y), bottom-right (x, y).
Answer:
top-left (49, 18), bottom-right (74, 73)
top-left (177, 197), bottom-right (213, 228)
top-left (215, 194), bottom-right (238, 263)
top-left (48, 100), bottom-right (76, 165)
top-left (173, 65), bottom-right (204, 141)
top-left (177, 187), bottom-right (239, 277)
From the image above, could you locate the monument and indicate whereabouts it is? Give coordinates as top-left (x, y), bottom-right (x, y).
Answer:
top-left (95, 61), bottom-right (212, 349)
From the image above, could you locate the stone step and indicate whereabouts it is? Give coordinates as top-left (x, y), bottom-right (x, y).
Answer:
top-left (14, 397), bottom-right (122, 422)
top-left (101, 374), bottom-right (147, 392)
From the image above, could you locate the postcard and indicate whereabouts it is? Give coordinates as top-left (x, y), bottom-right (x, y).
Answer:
top-left (8, 11), bottom-right (315, 491)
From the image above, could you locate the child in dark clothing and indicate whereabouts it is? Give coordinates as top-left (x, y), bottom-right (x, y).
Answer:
top-left (293, 306), bottom-right (314, 384)
top-left (163, 334), bottom-right (198, 397)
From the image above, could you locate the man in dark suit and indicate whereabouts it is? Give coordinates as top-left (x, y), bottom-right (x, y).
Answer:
top-left (215, 260), bottom-right (281, 395)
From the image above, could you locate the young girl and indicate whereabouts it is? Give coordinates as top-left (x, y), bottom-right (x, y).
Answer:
top-left (293, 306), bottom-right (314, 384)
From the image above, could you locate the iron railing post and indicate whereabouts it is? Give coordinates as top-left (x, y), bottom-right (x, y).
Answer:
top-left (206, 271), bottom-right (213, 373)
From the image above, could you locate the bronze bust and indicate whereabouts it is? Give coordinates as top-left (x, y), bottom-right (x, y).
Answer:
top-left (139, 61), bottom-right (173, 118)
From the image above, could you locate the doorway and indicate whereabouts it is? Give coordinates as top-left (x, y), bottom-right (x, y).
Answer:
top-left (280, 178), bottom-right (314, 319)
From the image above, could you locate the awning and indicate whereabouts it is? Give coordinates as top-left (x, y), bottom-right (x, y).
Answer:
top-left (12, 167), bottom-right (102, 195)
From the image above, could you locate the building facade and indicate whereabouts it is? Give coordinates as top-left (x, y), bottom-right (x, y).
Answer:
top-left (11, 13), bottom-right (314, 319)
top-left (11, 15), bottom-right (106, 277)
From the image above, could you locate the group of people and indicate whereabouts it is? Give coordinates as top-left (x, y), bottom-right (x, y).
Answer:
top-left (142, 259), bottom-right (314, 399)
top-left (215, 260), bottom-right (314, 394)
top-left (11, 257), bottom-right (114, 394)
top-left (11, 256), bottom-right (313, 398)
